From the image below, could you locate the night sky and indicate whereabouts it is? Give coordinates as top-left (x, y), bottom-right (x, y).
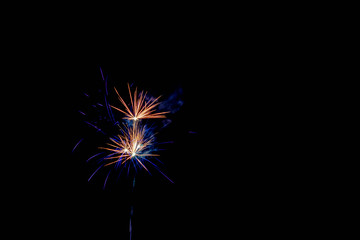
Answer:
top-left (61, 45), bottom-right (228, 239)
top-left (14, 26), bottom-right (298, 239)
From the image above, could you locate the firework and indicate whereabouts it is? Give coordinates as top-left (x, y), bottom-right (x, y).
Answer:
top-left (99, 122), bottom-right (159, 172)
top-left (87, 121), bottom-right (174, 185)
top-left (76, 70), bottom-right (177, 240)
top-left (111, 83), bottom-right (169, 121)
top-left (78, 72), bottom-right (174, 186)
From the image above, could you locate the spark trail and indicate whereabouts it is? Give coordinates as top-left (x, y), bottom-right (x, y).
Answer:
top-left (111, 83), bottom-right (169, 121)
top-left (99, 122), bottom-right (159, 172)
top-left (76, 70), bottom-right (177, 240)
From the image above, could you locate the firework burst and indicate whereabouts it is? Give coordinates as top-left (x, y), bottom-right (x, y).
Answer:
top-left (88, 121), bottom-right (173, 185)
top-left (78, 72), bottom-right (174, 186)
top-left (111, 83), bottom-right (169, 121)
top-left (99, 122), bottom-right (159, 171)
top-left (76, 70), bottom-right (177, 240)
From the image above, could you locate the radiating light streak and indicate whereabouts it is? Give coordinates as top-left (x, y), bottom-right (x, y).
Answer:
top-left (86, 152), bottom-right (103, 162)
top-left (88, 164), bottom-right (103, 182)
top-left (78, 110), bottom-right (86, 116)
top-left (99, 123), bottom-right (159, 172)
top-left (82, 77), bottom-right (174, 187)
top-left (111, 83), bottom-right (169, 121)
top-left (72, 138), bottom-right (83, 152)
top-left (103, 170), bottom-right (111, 189)
top-left (85, 121), bottom-right (105, 134)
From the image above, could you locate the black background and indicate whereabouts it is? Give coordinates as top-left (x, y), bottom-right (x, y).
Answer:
top-left (10, 16), bottom-right (302, 239)
top-left (66, 48), bottom-right (220, 239)
top-left (60, 43), bottom-right (237, 239)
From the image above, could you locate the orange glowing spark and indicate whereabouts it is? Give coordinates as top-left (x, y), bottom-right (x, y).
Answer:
top-left (99, 123), bottom-right (159, 171)
top-left (111, 83), bottom-right (168, 121)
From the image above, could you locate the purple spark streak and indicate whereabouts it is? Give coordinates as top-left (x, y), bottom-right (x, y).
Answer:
top-left (157, 168), bottom-right (174, 183)
top-left (105, 76), bottom-right (108, 96)
top-left (85, 121), bottom-right (105, 134)
top-left (86, 152), bottom-right (103, 162)
top-left (158, 141), bottom-right (174, 144)
top-left (72, 138), bottom-right (83, 152)
top-left (100, 67), bottom-right (105, 81)
top-left (104, 95), bottom-right (115, 123)
top-left (88, 165), bottom-right (103, 182)
top-left (144, 159), bottom-right (174, 183)
top-left (100, 67), bottom-right (109, 95)
top-left (103, 170), bottom-right (111, 189)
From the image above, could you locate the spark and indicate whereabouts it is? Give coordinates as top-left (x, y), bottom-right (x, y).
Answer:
top-left (79, 72), bottom-right (176, 240)
top-left (81, 78), bottom-right (174, 186)
top-left (99, 123), bottom-right (159, 172)
top-left (111, 83), bottom-right (169, 121)
top-left (72, 138), bottom-right (83, 152)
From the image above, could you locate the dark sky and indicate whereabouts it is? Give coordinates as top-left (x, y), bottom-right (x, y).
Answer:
top-left (49, 42), bottom-right (239, 239)
top-left (13, 26), bottom-right (299, 239)
top-left (53, 43), bottom-right (230, 239)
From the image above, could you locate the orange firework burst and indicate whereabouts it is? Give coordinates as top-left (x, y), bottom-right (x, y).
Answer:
top-left (99, 123), bottom-right (159, 171)
top-left (111, 83), bottom-right (168, 121)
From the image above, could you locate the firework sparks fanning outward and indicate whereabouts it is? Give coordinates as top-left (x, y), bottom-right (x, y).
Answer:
top-left (79, 75), bottom-right (174, 186)
top-left (75, 70), bottom-right (178, 240)
top-left (111, 83), bottom-right (169, 121)
top-left (99, 123), bottom-right (159, 171)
